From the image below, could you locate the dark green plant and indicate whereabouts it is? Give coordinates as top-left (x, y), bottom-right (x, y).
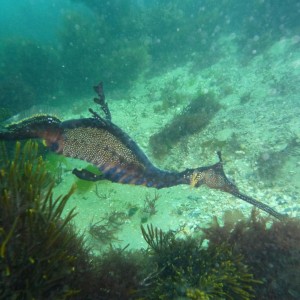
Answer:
top-left (143, 192), bottom-right (160, 215)
top-left (0, 141), bottom-right (146, 300)
top-left (89, 220), bottom-right (120, 244)
top-left (88, 210), bottom-right (130, 247)
top-left (74, 245), bottom-right (147, 300)
top-left (0, 141), bottom-right (86, 299)
top-left (0, 77), bottom-right (37, 114)
top-left (0, 107), bottom-right (12, 122)
top-left (71, 0), bottom-right (300, 74)
top-left (72, 0), bottom-right (142, 37)
top-left (202, 209), bottom-right (300, 299)
top-left (150, 92), bottom-right (221, 159)
top-left (59, 10), bottom-right (149, 95)
top-left (140, 224), bottom-right (260, 299)
top-left (0, 39), bottom-right (61, 112)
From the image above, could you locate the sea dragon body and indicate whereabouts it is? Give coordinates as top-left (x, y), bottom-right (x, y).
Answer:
top-left (0, 82), bottom-right (285, 220)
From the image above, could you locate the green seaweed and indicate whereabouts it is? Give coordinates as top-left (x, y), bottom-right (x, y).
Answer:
top-left (59, 10), bottom-right (149, 95)
top-left (140, 224), bottom-right (260, 299)
top-left (0, 39), bottom-right (60, 112)
top-left (0, 141), bottom-right (84, 299)
top-left (0, 141), bottom-right (144, 299)
top-left (0, 107), bottom-right (12, 122)
top-left (202, 209), bottom-right (300, 299)
top-left (77, 246), bottom-right (147, 300)
top-left (150, 92), bottom-right (221, 159)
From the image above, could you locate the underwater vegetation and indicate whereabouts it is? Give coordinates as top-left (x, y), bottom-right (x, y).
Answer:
top-left (88, 219), bottom-right (120, 245)
top-left (71, 0), bottom-right (300, 72)
top-left (0, 107), bottom-right (12, 123)
top-left (59, 10), bottom-right (149, 95)
top-left (0, 141), bottom-right (146, 300)
top-left (150, 92), bottom-right (221, 159)
top-left (0, 141), bottom-right (142, 300)
top-left (88, 210), bottom-right (129, 246)
top-left (76, 246), bottom-right (147, 300)
top-left (140, 191), bottom-right (160, 223)
top-left (0, 77), bottom-right (37, 114)
top-left (1, 0), bottom-right (299, 109)
top-left (0, 39), bottom-right (61, 112)
top-left (1, 142), bottom-right (299, 299)
top-left (72, 0), bottom-right (143, 37)
top-left (202, 209), bottom-right (300, 299)
top-left (0, 141), bottom-right (82, 299)
top-left (140, 224), bottom-right (260, 300)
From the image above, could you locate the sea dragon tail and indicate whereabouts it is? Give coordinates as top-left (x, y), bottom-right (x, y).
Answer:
top-left (0, 115), bottom-right (62, 145)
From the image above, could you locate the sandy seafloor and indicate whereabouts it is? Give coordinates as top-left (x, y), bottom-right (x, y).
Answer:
top-left (53, 37), bottom-right (300, 254)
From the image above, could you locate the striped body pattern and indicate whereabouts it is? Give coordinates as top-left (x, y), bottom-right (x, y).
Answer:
top-left (0, 82), bottom-right (285, 219)
top-left (51, 118), bottom-right (179, 188)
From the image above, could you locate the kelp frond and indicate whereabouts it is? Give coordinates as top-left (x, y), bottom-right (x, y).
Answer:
top-left (140, 224), bottom-right (260, 299)
top-left (0, 141), bottom-right (80, 299)
top-left (141, 224), bottom-right (167, 253)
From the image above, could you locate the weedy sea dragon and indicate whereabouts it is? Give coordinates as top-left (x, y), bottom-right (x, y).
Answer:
top-left (0, 82), bottom-right (285, 220)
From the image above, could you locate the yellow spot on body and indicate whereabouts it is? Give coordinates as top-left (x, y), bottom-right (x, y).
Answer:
top-left (190, 171), bottom-right (204, 188)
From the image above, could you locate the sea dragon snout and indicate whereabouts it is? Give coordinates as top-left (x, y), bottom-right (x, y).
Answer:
top-left (0, 82), bottom-right (286, 220)
top-left (189, 152), bottom-right (285, 220)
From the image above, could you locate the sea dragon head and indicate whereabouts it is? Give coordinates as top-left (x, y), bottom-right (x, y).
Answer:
top-left (189, 152), bottom-right (286, 220)
top-left (190, 151), bottom-right (238, 193)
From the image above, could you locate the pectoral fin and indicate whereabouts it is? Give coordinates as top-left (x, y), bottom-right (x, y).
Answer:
top-left (72, 168), bottom-right (104, 181)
